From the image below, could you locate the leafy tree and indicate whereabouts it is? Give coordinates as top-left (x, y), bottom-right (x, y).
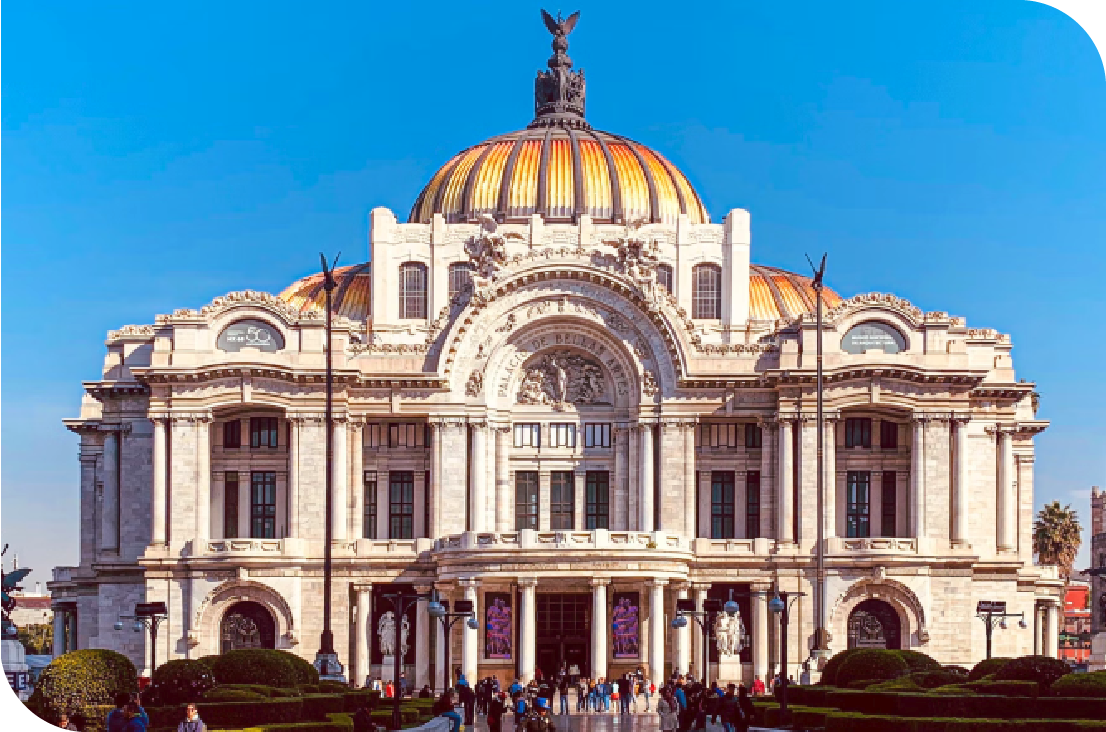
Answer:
top-left (1033, 501), bottom-right (1081, 580)
top-left (17, 623), bottom-right (53, 654)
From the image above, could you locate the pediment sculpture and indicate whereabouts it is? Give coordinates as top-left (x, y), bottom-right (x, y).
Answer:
top-left (468, 214), bottom-right (523, 283)
top-left (603, 219), bottom-right (664, 307)
top-left (517, 350), bottom-right (606, 409)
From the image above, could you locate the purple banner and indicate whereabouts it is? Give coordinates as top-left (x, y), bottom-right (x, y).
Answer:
top-left (485, 593), bottom-right (513, 660)
top-left (611, 592), bottom-right (640, 658)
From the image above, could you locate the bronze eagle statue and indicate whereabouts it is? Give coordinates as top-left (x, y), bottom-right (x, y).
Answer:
top-left (541, 9), bottom-right (580, 38)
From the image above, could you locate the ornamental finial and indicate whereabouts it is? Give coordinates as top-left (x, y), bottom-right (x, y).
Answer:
top-left (531, 10), bottom-right (588, 129)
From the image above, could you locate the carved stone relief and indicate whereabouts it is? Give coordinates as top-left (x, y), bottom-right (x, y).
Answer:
top-left (517, 350), bottom-right (607, 408)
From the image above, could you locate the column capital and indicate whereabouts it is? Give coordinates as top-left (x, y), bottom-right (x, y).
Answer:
top-left (985, 422), bottom-right (1018, 436)
top-left (413, 583), bottom-right (434, 594)
top-left (169, 412), bottom-right (212, 424)
top-left (517, 576), bottom-right (539, 589)
top-left (952, 412), bottom-right (972, 425)
top-left (459, 577), bottom-right (481, 589)
top-left (352, 582), bottom-right (374, 594)
top-left (756, 415), bottom-right (778, 429)
top-left (589, 577), bottom-right (611, 587)
top-left (646, 578), bottom-right (670, 588)
top-left (468, 418), bottom-right (489, 429)
top-left (750, 583), bottom-right (773, 593)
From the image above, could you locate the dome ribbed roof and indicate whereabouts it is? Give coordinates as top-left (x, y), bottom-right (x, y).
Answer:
top-left (278, 263), bottom-right (372, 321)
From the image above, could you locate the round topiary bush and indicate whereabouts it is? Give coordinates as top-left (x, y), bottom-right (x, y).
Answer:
top-left (893, 650), bottom-right (940, 673)
top-left (147, 659), bottom-right (216, 705)
top-left (201, 688), bottom-right (268, 701)
top-left (908, 669), bottom-right (966, 689)
top-left (941, 665), bottom-right (970, 678)
top-left (206, 649), bottom-right (299, 688)
top-left (283, 651), bottom-right (320, 686)
top-left (835, 649), bottom-right (909, 687)
top-left (28, 649), bottom-right (138, 724)
top-left (993, 654), bottom-right (1071, 690)
top-left (820, 648), bottom-right (864, 686)
top-left (968, 657), bottom-right (1012, 681)
top-left (1050, 670), bottom-right (1106, 697)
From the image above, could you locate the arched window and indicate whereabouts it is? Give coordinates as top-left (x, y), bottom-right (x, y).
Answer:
top-left (656, 264), bottom-right (674, 294)
top-left (448, 262), bottom-right (475, 300)
top-left (399, 262), bottom-right (427, 319)
top-left (220, 600), bottom-right (276, 653)
top-left (692, 264), bottom-right (722, 319)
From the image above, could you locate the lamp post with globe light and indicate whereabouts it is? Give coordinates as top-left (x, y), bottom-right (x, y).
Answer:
top-left (768, 589), bottom-right (805, 724)
top-left (114, 602), bottom-right (168, 678)
top-left (427, 596), bottom-right (477, 692)
top-left (976, 600), bottom-right (1026, 660)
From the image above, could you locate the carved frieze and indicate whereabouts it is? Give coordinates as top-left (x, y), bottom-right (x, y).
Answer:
top-left (517, 350), bottom-right (606, 408)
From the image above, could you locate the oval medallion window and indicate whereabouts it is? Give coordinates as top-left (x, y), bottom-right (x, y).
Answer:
top-left (217, 319), bottom-right (285, 353)
top-left (841, 321), bottom-right (906, 355)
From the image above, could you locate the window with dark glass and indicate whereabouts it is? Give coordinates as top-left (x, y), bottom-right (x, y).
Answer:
top-left (513, 423), bottom-right (540, 448)
top-left (388, 423), bottom-right (426, 448)
top-left (224, 472), bottom-right (239, 539)
top-left (698, 423), bottom-right (737, 448)
top-left (250, 417), bottom-right (279, 448)
top-left (584, 423), bottom-right (611, 448)
top-left (365, 424), bottom-right (383, 447)
top-left (711, 471), bottom-right (736, 539)
top-left (550, 423), bottom-right (576, 448)
top-left (657, 264), bottom-right (674, 294)
top-left (223, 420), bottom-right (241, 449)
top-left (745, 423), bottom-right (763, 449)
top-left (692, 264), bottom-right (722, 319)
top-left (845, 418), bottom-right (872, 448)
top-left (388, 471), bottom-right (414, 539)
top-left (846, 471), bottom-right (871, 538)
top-left (515, 471), bottom-right (539, 530)
top-left (550, 471), bottom-right (574, 530)
top-left (250, 471), bottom-right (277, 539)
top-left (364, 471), bottom-right (377, 539)
top-left (880, 471), bottom-right (896, 537)
top-left (399, 262), bottom-right (428, 319)
top-left (448, 262), bottom-right (475, 300)
top-left (746, 471), bottom-right (761, 539)
top-left (585, 471), bottom-right (609, 529)
top-left (879, 420), bottom-right (898, 449)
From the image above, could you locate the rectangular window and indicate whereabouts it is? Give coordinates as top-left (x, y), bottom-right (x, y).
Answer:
top-left (550, 423), bottom-right (576, 448)
top-left (250, 417), bottom-right (279, 448)
top-left (879, 421), bottom-right (899, 449)
top-left (388, 471), bottom-right (414, 539)
top-left (365, 424), bottom-right (383, 448)
top-left (880, 471), bottom-right (896, 537)
top-left (745, 423), bottom-right (763, 449)
top-left (448, 263), bottom-right (475, 300)
top-left (399, 263), bottom-right (427, 319)
top-left (223, 420), bottom-right (241, 449)
top-left (846, 471), bottom-right (871, 538)
top-left (550, 471), bottom-right (575, 530)
top-left (224, 472), bottom-right (239, 539)
top-left (657, 264), bottom-right (674, 294)
top-left (584, 423), bottom-right (611, 448)
top-left (364, 471), bottom-right (377, 539)
top-left (845, 418), bottom-right (872, 448)
top-left (745, 471), bottom-right (761, 539)
top-left (711, 471), bottom-right (736, 539)
top-left (698, 423), bottom-right (737, 448)
top-left (693, 265), bottom-right (721, 319)
top-left (513, 423), bottom-right (540, 448)
top-left (388, 423), bottom-right (426, 448)
top-left (515, 471), bottom-right (539, 530)
top-left (249, 471), bottom-right (277, 539)
top-left (585, 471), bottom-right (610, 529)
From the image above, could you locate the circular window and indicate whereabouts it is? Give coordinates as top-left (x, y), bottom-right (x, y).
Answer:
top-left (841, 321), bottom-right (907, 355)
top-left (217, 319), bottom-right (285, 353)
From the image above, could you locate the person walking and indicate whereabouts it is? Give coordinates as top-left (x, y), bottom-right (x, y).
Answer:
top-left (751, 676), bottom-right (765, 697)
top-left (657, 689), bottom-right (679, 732)
top-left (643, 678), bottom-right (654, 711)
top-left (617, 675), bottom-right (632, 715)
top-left (488, 692), bottom-right (507, 732)
top-left (176, 704), bottom-right (205, 732)
top-left (737, 686), bottom-right (754, 732)
top-left (558, 675), bottom-right (570, 715)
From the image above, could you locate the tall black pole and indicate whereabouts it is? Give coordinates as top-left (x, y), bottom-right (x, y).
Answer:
top-left (317, 253), bottom-right (340, 671)
top-left (779, 593), bottom-right (790, 723)
top-left (811, 254), bottom-right (829, 654)
top-left (393, 598), bottom-right (404, 730)
top-left (985, 611), bottom-right (993, 660)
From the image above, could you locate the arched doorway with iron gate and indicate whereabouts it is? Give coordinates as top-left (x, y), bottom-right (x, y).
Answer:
top-left (220, 600), bottom-right (277, 653)
top-left (846, 599), bottom-right (902, 650)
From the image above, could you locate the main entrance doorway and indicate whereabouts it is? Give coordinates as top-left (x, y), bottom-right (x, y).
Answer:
top-left (847, 599), bottom-right (902, 650)
top-left (536, 594), bottom-right (590, 680)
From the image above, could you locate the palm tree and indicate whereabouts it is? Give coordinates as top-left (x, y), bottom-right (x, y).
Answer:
top-left (1033, 501), bottom-right (1082, 580)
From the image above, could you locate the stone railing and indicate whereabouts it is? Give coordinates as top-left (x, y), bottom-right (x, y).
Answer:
top-left (206, 539), bottom-right (283, 555)
top-left (828, 537), bottom-right (919, 555)
top-left (692, 537), bottom-right (774, 556)
top-left (435, 529), bottom-right (689, 553)
top-left (203, 537), bottom-right (426, 558)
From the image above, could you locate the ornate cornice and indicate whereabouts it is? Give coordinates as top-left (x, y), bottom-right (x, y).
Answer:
top-left (106, 324), bottom-right (155, 343)
top-left (155, 289), bottom-right (323, 326)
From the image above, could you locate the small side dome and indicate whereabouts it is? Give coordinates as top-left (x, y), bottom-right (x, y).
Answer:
top-left (278, 263), bottom-right (372, 321)
top-left (749, 265), bottom-right (843, 320)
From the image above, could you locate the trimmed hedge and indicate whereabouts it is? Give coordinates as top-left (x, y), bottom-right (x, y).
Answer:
top-left (894, 650), bottom-right (941, 674)
top-left (964, 680), bottom-right (1039, 697)
top-left (969, 657), bottom-right (1013, 681)
top-left (1052, 672), bottom-right (1106, 698)
top-left (302, 693), bottom-right (348, 721)
top-left (821, 648), bottom-right (864, 686)
top-left (250, 713), bottom-right (355, 732)
top-left (318, 680), bottom-right (350, 693)
top-left (994, 655), bottom-right (1071, 690)
top-left (200, 688), bottom-right (268, 701)
top-left (147, 658), bottom-right (216, 705)
top-left (825, 711), bottom-right (1106, 731)
top-left (206, 649), bottom-right (307, 688)
top-left (867, 677), bottom-right (923, 693)
top-left (342, 690), bottom-right (382, 712)
top-left (28, 649), bottom-right (138, 727)
top-left (910, 671), bottom-right (968, 690)
top-left (147, 697), bottom-right (304, 728)
top-left (824, 689), bottom-right (1106, 720)
top-left (836, 650), bottom-right (910, 687)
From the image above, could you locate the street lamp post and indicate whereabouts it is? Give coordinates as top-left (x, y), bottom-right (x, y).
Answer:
top-left (976, 600), bottom-right (1026, 660)
top-left (768, 589), bottom-right (806, 725)
top-left (809, 253), bottom-right (830, 656)
top-left (381, 588), bottom-right (436, 730)
top-left (113, 602), bottom-right (168, 677)
top-left (671, 594), bottom-right (744, 682)
top-left (427, 597), bottom-right (477, 692)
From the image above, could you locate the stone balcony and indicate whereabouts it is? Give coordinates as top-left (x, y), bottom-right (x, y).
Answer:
top-left (434, 529), bottom-right (690, 553)
top-left (199, 537), bottom-right (430, 558)
top-left (827, 536), bottom-right (919, 555)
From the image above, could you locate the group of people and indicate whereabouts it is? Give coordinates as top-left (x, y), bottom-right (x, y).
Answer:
top-left (53, 692), bottom-right (205, 732)
top-left (654, 676), bottom-right (757, 732)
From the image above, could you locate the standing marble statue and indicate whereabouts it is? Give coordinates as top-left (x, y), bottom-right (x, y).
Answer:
top-left (714, 611), bottom-right (747, 657)
top-left (377, 610), bottom-right (410, 657)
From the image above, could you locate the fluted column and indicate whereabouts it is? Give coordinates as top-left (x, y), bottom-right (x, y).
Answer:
top-left (649, 580), bottom-right (667, 681)
top-left (952, 416), bottom-right (969, 546)
top-left (1045, 602), bottom-right (1060, 658)
top-left (758, 419), bottom-right (776, 539)
top-left (693, 585), bottom-right (708, 680)
top-left (471, 422), bottom-right (487, 532)
top-left (355, 584), bottom-right (372, 686)
top-left (910, 415), bottom-right (926, 539)
top-left (195, 417), bottom-right (212, 552)
top-left (591, 578), bottom-right (610, 679)
top-left (613, 425), bottom-right (629, 529)
top-left (675, 586), bottom-right (690, 675)
top-left (752, 587), bottom-right (769, 686)
top-left (101, 429), bottom-right (120, 552)
top-left (778, 419), bottom-right (794, 544)
top-left (151, 417), bottom-right (167, 545)
top-left (350, 421), bottom-right (364, 539)
top-left (996, 426), bottom-right (1015, 551)
top-left (332, 418), bottom-right (348, 541)
top-left (288, 417), bottom-right (301, 538)
top-left (640, 424), bottom-right (655, 532)
top-left (461, 580), bottom-right (479, 683)
top-left (684, 421), bottom-right (697, 537)
top-left (53, 611), bottom-right (66, 656)
top-left (494, 426), bottom-right (512, 532)
top-left (415, 585), bottom-right (432, 688)
top-left (519, 578), bottom-right (538, 683)
top-left (823, 417), bottom-right (837, 541)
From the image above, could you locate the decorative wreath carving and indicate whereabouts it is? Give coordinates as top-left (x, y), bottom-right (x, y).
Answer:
top-left (828, 577), bottom-right (929, 645)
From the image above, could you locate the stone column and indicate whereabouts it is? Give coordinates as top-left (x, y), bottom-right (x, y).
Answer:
top-left (429, 423), bottom-right (442, 539)
top-left (494, 426), bottom-right (512, 532)
top-left (649, 580), bottom-right (667, 681)
top-left (434, 586), bottom-right (448, 691)
top-left (778, 419), bottom-right (794, 544)
top-left (151, 418), bottom-right (167, 545)
top-left (1045, 602), bottom-right (1060, 658)
top-left (823, 417), bottom-right (837, 541)
top-left (461, 580), bottom-right (479, 683)
top-left (68, 611), bottom-right (78, 652)
top-left (471, 422), bottom-right (487, 532)
top-left (684, 422), bottom-right (697, 537)
top-left (640, 424), bottom-right (655, 532)
top-left (52, 611), bottom-right (66, 656)
top-left (101, 429), bottom-right (120, 552)
top-left (288, 417), bottom-right (300, 539)
top-left (519, 578), bottom-right (538, 683)
top-left (415, 585), bottom-right (432, 689)
top-left (675, 586), bottom-right (690, 675)
top-left (996, 427), bottom-right (1015, 552)
top-left (693, 585), bottom-right (708, 681)
top-left (952, 416), bottom-right (969, 546)
top-left (759, 419), bottom-right (776, 539)
top-left (195, 417), bottom-right (212, 552)
top-left (910, 415), bottom-right (926, 539)
top-left (333, 418), bottom-right (348, 541)
top-left (752, 587), bottom-right (769, 686)
top-left (350, 421), bottom-right (364, 539)
top-left (613, 425), bottom-right (629, 529)
top-left (354, 584), bottom-right (372, 687)
top-left (591, 578), bottom-right (610, 679)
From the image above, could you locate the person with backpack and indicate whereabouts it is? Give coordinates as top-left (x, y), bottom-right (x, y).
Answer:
top-left (107, 693), bottom-right (148, 732)
top-left (433, 690), bottom-right (463, 732)
top-left (512, 691), bottom-right (529, 732)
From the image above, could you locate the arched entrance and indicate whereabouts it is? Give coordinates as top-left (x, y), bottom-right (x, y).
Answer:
top-left (220, 601), bottom-right (276, 653)
top-left (847, 599), bottom-right (901, 650)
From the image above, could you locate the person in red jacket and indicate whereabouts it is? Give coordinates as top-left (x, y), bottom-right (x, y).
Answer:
top-left (751, 676), bottom-right (765, 696)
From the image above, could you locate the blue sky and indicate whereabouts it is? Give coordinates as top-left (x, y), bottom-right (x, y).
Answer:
top-left (3, 1), bottom-right (1104, 586)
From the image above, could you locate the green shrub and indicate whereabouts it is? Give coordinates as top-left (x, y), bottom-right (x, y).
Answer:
top-left (342, 690), bottom-right (382, 712)
top-left (824, 711), bottom-right (1106, 731)
top-left (28, 649), bottom-right (138, 727)
top-left (148, 658), bottom-right (216, 705)
top-left (1052, 672), bottom-right (1106, 698)
top-left (300, 684), bottom-right (321, 694)
top-left (821, 648), bottom-right (864, 686)
top-left (942, 665), bottom-right (970, 677)
top-left (301, 694), bottom-right (347, 721)
top-left (147, 697), bottom-right (304, 728)
top-left (910, 670), bottom-right (972, 689)
top-left (995, 655), bottom-right (1072, 690)
top-left (930, 684), bottom-right (978, 695)
top-left (894, 650), bottom-right (941, 674)
top-left (968, 657), bottom-right (1012, 681)
top-left (285, 653), bottom-right (322, 687)
top-left (786, 685), bottom-right (831, 707)
top-left (318, 680), bottom-right (349, 693)
top-left (836, 649), bottom-right (910, 687)
top-left (867, 676), bottom-right (924, 693)
top-left (966, 679), bottom-right (1040, 697)
top-left (206, 649), bottom-right (302, 688)
top-left (201, 688), bottom-right (268, 701)
top-left (825, 688), bottom-right (1106, 720)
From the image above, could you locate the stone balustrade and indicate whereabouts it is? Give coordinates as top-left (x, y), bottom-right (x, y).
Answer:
top-left (435, 529), bottom-right (689, 553)
top-left (827, 536), bottom-right (919, 555)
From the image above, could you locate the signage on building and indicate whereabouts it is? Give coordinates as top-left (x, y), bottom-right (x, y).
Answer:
top-left (217, 319), bottom-right (285, 353)
top-left (841, 321), bottom-right (906, 355)
top-left (977, 600), bottom-right (1007, 614)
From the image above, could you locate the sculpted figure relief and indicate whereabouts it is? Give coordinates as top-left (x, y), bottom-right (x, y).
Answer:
top-left (516, 349), bottom-right (607, 408)
top-left (468, 214), bottom-right (523, 283)
top-left (377, 610), bottom-right (410, 657)
top-left (603, 218), bottom-right (664, 306)
top-left (713, 611), bottom-right (747, 657)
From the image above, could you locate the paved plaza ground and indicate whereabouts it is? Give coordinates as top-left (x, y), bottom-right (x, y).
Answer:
top-left (462, 696), bottom-right (775, 732)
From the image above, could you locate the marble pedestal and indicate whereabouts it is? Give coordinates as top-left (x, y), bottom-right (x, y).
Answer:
top-left (715, 656), bottom-right (743, 685)
top-left (381, 655), bottom-right (398, 682)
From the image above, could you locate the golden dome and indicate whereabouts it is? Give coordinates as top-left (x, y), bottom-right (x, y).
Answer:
top-left (278, 263), bottom-right (372, 321)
